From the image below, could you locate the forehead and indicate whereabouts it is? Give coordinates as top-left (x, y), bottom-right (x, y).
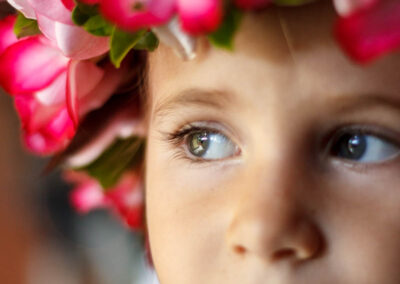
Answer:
top-left (148, 1), bottom-right (400, 116)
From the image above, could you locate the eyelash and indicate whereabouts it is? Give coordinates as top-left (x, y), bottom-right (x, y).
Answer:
top-left (327, 125), bottom-right (399, 152)
top-left (324, 124), bottom-right (400, 169)
top-left (167, 124), bottom-right (203, 146)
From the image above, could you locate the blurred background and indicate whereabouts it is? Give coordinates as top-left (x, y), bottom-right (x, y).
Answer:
top-left (0, 3), bottom-right (157, 284)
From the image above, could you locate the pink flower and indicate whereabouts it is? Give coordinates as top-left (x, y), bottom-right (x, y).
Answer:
top-left (0, 16), bottom-right (125, 155)
top-left (88, 0), bottom-right (222, 35)
top-left (67, 171), bottom-right (144, 229)
top-left (14, 94), bottom-right (76, 154)
top-left (67, 171), bottom-right (107, 213)
top-left (7, 0), bottom-right (36, 19)
top-left (98, 0), bottom-right (176, 31)
top-left (7, 0), bottom-right (109, 59)
top-left (335, 0), bottom-right (400, 63)
top-left (0, 15), bottom-right (18, 53)
top-left (177, 0), bottom-right (223, 35)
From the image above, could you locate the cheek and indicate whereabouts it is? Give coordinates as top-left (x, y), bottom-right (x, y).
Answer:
top-left (145, 119), bottom-right (400, 284)
top-left (319, 169), bottom-right (400, 282)
top-left (145, 132), bottom-right (243, 283)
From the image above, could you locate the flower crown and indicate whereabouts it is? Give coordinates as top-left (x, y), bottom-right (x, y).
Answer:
top-left (0, 0), bottom-right (399, 230)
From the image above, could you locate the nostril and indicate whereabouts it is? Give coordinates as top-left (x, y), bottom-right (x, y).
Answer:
top-left (272, 248), bottom-right (296, 261)
top-left (233, 245), bottom-right (247, 255)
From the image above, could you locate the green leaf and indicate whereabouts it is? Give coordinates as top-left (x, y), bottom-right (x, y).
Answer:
top-left (84, 15), bottom-right (113, 36)
top-left (110, 28), bottom-right (146, 68)
top-left (208, 6), bottom-right (242, 50)
top-left (72, 2), bottom-right (99, 26)
top-left (134, 31), bottom-right (159, 51)
top-left (76, 137), bottom-right (145, 189)
top-left (13, 13), bottom-right (40, 39)
top-left (72, 2), bottom-right (113, 36)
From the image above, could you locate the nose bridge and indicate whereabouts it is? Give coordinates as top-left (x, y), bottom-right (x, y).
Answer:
top-left (226, 144), bottom-right (322, 263)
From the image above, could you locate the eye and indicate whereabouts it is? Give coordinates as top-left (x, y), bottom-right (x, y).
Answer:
top-left (186, 130), bottom-right (238, 160)
top-left (331, 132), bottom-right (400, 163)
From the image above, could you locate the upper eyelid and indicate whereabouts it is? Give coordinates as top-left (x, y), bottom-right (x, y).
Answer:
top-left (169, 121), bottom-right (240, 143)
top-left (322, 124), bottom-right (400, 153)
top-left (329, 125), bottom-right (400, 149)
top-left (167, 123), bottom-right (241, 161)
top-left (327, 127), bottom-right (400, 164)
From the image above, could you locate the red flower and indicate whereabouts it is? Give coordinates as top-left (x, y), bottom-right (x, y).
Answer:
top-left (335, 0), bottom-right (400, 63)
top-left (81, 0), bottom-right (223, 35)
top-left (67, 171), bottom-right (144, 230)
top-left (0, 16), bottom-right (127, 155)
top-left (177, 0), bottom-right (223, 35)
top-left (98, 0), bottom-right (176, 31)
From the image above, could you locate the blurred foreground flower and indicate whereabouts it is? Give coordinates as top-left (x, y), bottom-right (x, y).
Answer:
top-left (67, 170), bottom-right (144, 229)
top-left (335, 0), bottom-right (400, 62)
top-left (80, 0), bottom-right (223, 35)
top-left (0, 15), bottom-right (127, 154)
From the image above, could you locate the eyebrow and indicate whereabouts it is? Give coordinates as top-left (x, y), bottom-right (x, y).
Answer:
top-left (153, 88), bottom-right (234, 120)
top-left (332, 93), bottom-right (400, 113)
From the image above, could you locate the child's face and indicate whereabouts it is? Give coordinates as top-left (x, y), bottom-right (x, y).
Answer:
top-left (145, 2), bottom-right (400, 283)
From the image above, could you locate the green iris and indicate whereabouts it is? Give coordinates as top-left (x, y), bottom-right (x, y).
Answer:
top-left (188, 131), bottom-right (210, 157)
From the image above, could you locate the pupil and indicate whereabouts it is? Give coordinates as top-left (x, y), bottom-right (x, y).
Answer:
top-left (337, 134), bottom-right (367, 160)
top-left (189, 131), bottom-right (209, 156)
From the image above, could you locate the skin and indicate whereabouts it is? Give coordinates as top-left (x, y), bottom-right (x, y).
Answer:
top-left (145, 1), bottom-right (400, 283)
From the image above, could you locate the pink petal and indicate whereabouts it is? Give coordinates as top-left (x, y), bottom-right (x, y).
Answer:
top-left (177, 0), bottom-right (223, 34)
top-left (0, 15), bottom-right (18, 54)
top-left (105, 173), bottom-right (143, 229)
top-left (66, 60), bottom-right (105, 127)
top-left (234, 0), bottom-right (271, 9)
top-left (0, 36), bottom-right (69, 94)
top-left (14, 72), bottom-right (70, 136)
top-left (28, 72), bottom-right (67, 132)
top-left (61, 0), bottom-right (75, 10)
top-left (100, 0), bottom-right (176, 31)
top-left (7, 0), bottom-right (36, 19)
top-left (64, 170), bottom-right (109, 213)
top-left (27, 0), bottom-right (73, 24)
top-left (15, 94), bottom-right (75, 155)
top-left (78, 63), bottom-right (129, 116)
top-left (34, 71), bottom-right (67, 106)
top-left (123, 205), bottom-right (143, 229)
top-left (335, 0), bottom-right (400, 63)
top-left (65, 170), bottom-right (144, 229)
top-left (69, 180), bottom-right (108, 213)
top-left (37, 13), bottom-right (109, 60)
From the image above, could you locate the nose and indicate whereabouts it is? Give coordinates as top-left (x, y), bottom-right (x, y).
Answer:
top-left (226, 165), bottom-right (323, 264)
